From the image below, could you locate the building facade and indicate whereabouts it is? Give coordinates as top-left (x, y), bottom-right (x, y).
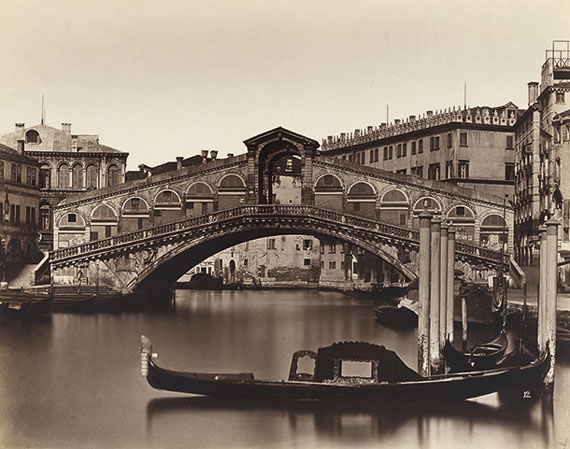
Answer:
top-left (320, 104), bottom-right (518, 200)
top-left (0, 121), bottom-right (128, 250)
top-left (0, 141), bottom-right (40, 285)
top-left (514, 41), bottom-right (570, 267)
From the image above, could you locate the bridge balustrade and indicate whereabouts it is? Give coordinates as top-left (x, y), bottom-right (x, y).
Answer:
top-left (50, 204), bottom-right (507, 267)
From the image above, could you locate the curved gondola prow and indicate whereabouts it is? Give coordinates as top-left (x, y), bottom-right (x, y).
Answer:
top-left (141, 335), bottom-right (154, 377)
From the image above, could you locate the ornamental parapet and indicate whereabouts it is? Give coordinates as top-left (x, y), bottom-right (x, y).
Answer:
top-left (321, 105), bottom-right (518, 151)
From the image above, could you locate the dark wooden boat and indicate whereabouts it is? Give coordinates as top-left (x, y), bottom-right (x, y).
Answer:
top-left (140, 336), bottom-right (549, 401)
top-left (442, 330), bottom-right (508, 372)
top-left (0, 297), bottom-right (52, 319)
top-left (374, 302), bottom-right (418, 328)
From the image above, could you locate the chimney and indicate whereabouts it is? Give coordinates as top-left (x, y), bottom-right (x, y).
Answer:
top-left (394, 119), bottom-right (401, 125)
top-left (62, 123), bottom-right (72, 135)
top-left (409, 115), bottom-right (416, 122)
top-left (17, 139), bottom-right (25, 155)
top-left (201, 149), bottom-right (208, 163)
top-left (367, 126), bottom-right (373, 133)
top-left (327, 135), bottom-right (333, 143)
top-left (176, 157), bottom-right (183, 170)
top-left (340, 133), bottom-right (346, 140)
top-left (426, 111), bottom-right (433, 118)
top-left (15, 123), bottom-right (25, 133)
top-left (227, 153), bottom-right (234, 158)
top-left (210, 149), bottom-right (218, 160)
top-left (528, 82), bottom-right (539, 106)
top-left (354, 129), bottom-right (361, 137)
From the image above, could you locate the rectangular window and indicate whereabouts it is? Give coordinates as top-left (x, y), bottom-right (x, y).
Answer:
top-left (456, 206), bottom-right (465, 217)
top-left (411, 141), bottom-right (416, 155)
top-left (348, 154), bottom-right (353, 162)
top-left (397, 144), bottom-right (402, 158)
top-left (244, 258), bottom-right (248, 267)
top-left (383, 147), bottom-right (388, 161)
top-left (416, 166), bottom-right (423, 177)
top-left (369, 150), bottom-right (374, 164)
top-left (0, 203), bottom-right (3, 222)
top-left (26, 206), bottom-right (31, 224)
top-left (418, 139), bottom-right (423, 154)
top-left (31, 207), bottom-right (36, 226)
top-left (446, 161), bottom-right (454, 178)
top-left (267, 238), bottom-right (276, 250)
top-left (31, 168), bottom-right (36, 185)
top-left (428, 163), bottom-right (440, 180)
top-left (16, 165), bottom-right (21, 183)
top-left (402, 143), bottom-right (407, 157)
top-left (90, 231), bottom-right (99, 241)
top-left (15, 205), bottom-right (20, 223)
top-left (389, 146), bottom-right (393, 159)
top-left (396, 169), bottom-right (407, 175)
top-left (304, 258), bottom-right (311, 266)
top-left (329, 241), bottom-right (336, 254)
top-left (430, 136), bottom-right (440, 151)
top-left (356, 153), bottom-right (360, 164)
top-left (105, 225), bottom-right (112, 238)
top-left (329, 261), bottom-right (336, 269)
top-left (505, 163), bottom-right (515, 181)
top-left (460, 132), bottom-right (468, 147)
top-left (447, 133), bottom-right (452, 148)
top-left (506, 135), bottom-right (514, 149)
top-left (556, 92), bottom-right (565, 104)
top-left (374, 148), bottom-right (379, 162)
top-left (10, 204), bottom-right (15, 223)
top-left (399, 213), bottom-right (407, 226)
top-left (11, 164), bottom-right (16, 182)
top-left (26, 168), bottom-right (32, 185)
top-left (458, 160), bottom-right (469, 179)
top-left (303, 239), bottom-right (312, 250)
top-left (137, 217), bottom-right (143, 230)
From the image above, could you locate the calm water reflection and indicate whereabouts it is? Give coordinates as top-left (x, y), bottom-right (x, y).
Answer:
top-left (0, 290), bottom-right (567, 449)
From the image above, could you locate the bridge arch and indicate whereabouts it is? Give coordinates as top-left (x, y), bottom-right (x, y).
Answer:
top-left (186, 181), bottom-right (214, 217)
top-left (130, 221), bottom-right (416, 293)
top-left (446, 204), bottom-right (476, 242)
top-left (411, 196), bottom-right (442, 229)
top-left (218, 174), bottom-right (246, 210)
top-left (90, 204), bottom-right (118, 240)
top-left (379, 188), bottom-right (409, 226)
top-left (347, 181), bottom-right (377, 219)
top-left (314, 174), bottom-right (344, 211)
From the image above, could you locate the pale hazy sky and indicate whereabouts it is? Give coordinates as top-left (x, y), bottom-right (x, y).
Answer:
top-left (1, 0), bottom-right (569, 168)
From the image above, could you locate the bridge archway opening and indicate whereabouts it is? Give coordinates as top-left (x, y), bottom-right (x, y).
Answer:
top-left (132, 229), bottom-right (415, 294)
top-left (258, 141), bottom-right (302, 205)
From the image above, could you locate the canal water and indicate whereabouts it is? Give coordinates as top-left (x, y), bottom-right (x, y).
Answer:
top-left (0, 290), bottom-right (568, 449)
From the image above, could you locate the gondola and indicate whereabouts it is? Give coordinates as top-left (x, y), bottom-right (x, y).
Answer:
top-left (442, 330), bottom-right (508, 372)
top-left (140, 335), bottom-right (549, 401)
top-left (374, 302), bottom-right (418, 328)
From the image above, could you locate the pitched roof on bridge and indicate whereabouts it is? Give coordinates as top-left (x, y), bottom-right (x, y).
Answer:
top-left (243, 127), bottom-right (320, 149)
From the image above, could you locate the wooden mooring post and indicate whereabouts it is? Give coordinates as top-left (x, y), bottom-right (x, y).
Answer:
top-left (461, 297), bottom-right (468, 351)
top-left (418, 211), bottom-right (432, 377)
top-left (446, 227), bottom-right (456, 343)
top-left (429, 217), bottom-right (442, 374)
top-left (439, 224), bottom-right (448, 353)
top-left (543, 219), bottom-right (558, 396)
top-left (538, 225), bottom-right (547, 354)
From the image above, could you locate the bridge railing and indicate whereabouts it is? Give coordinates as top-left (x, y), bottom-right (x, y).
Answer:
top-left (50, 204), bottom-right (505, 265)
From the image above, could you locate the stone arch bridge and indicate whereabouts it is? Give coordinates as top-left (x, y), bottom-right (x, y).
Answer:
top-left (50, 127), bottom-right (512, 293)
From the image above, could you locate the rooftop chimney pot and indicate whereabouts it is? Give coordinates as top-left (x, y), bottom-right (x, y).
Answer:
top-left (528, 82), bottom-right (539, 106)
top-left (176, 157), bottom-right (183, 170)
top-left (17, 139), bottom-right (25, 155)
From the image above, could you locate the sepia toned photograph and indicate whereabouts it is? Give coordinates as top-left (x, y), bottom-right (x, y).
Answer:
top-left (0, 1), bottom-right (569, 448)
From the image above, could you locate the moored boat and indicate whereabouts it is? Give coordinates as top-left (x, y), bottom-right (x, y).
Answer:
top-left (442, 330), bottom-right (508, 372)
top-left (140, 335), bottom-right (549, 401)
top-left (374, 300), bottom-right (418, 328)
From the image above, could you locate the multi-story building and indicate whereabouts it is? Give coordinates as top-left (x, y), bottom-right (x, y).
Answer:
top-left (0, 140), bottom-right (40, 286)
top-left (0, 121), bottom-right (128, 250)
top-left (321, 104), bottom-right (518, 200)
top-left (514, 41), bottom-right (570, 267)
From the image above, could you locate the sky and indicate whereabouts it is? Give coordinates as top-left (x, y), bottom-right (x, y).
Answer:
top-left (1, 0), bottom-right (569, 169)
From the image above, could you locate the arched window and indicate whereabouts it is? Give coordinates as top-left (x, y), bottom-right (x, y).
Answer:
top-left (72, 164), bottom-right (83, 190)
top-left (347, 182), bottom-right (376, 218)
top-left (58, 163), bottom-right (70, 189)
top-left (86, 165), bottom-right (98, 189)
top-left (39, 202), bottom-right (51, 231)
top-left (90, 204), bottom-right (118, 241)
top-left (107, 164), bottom-right (120, 187)
top-left (121, 197), bottom-right (150, 231)
top-left (25, 130), bottom-right (40, 144)
top-left (39, 163), bottom-right (51, 189)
